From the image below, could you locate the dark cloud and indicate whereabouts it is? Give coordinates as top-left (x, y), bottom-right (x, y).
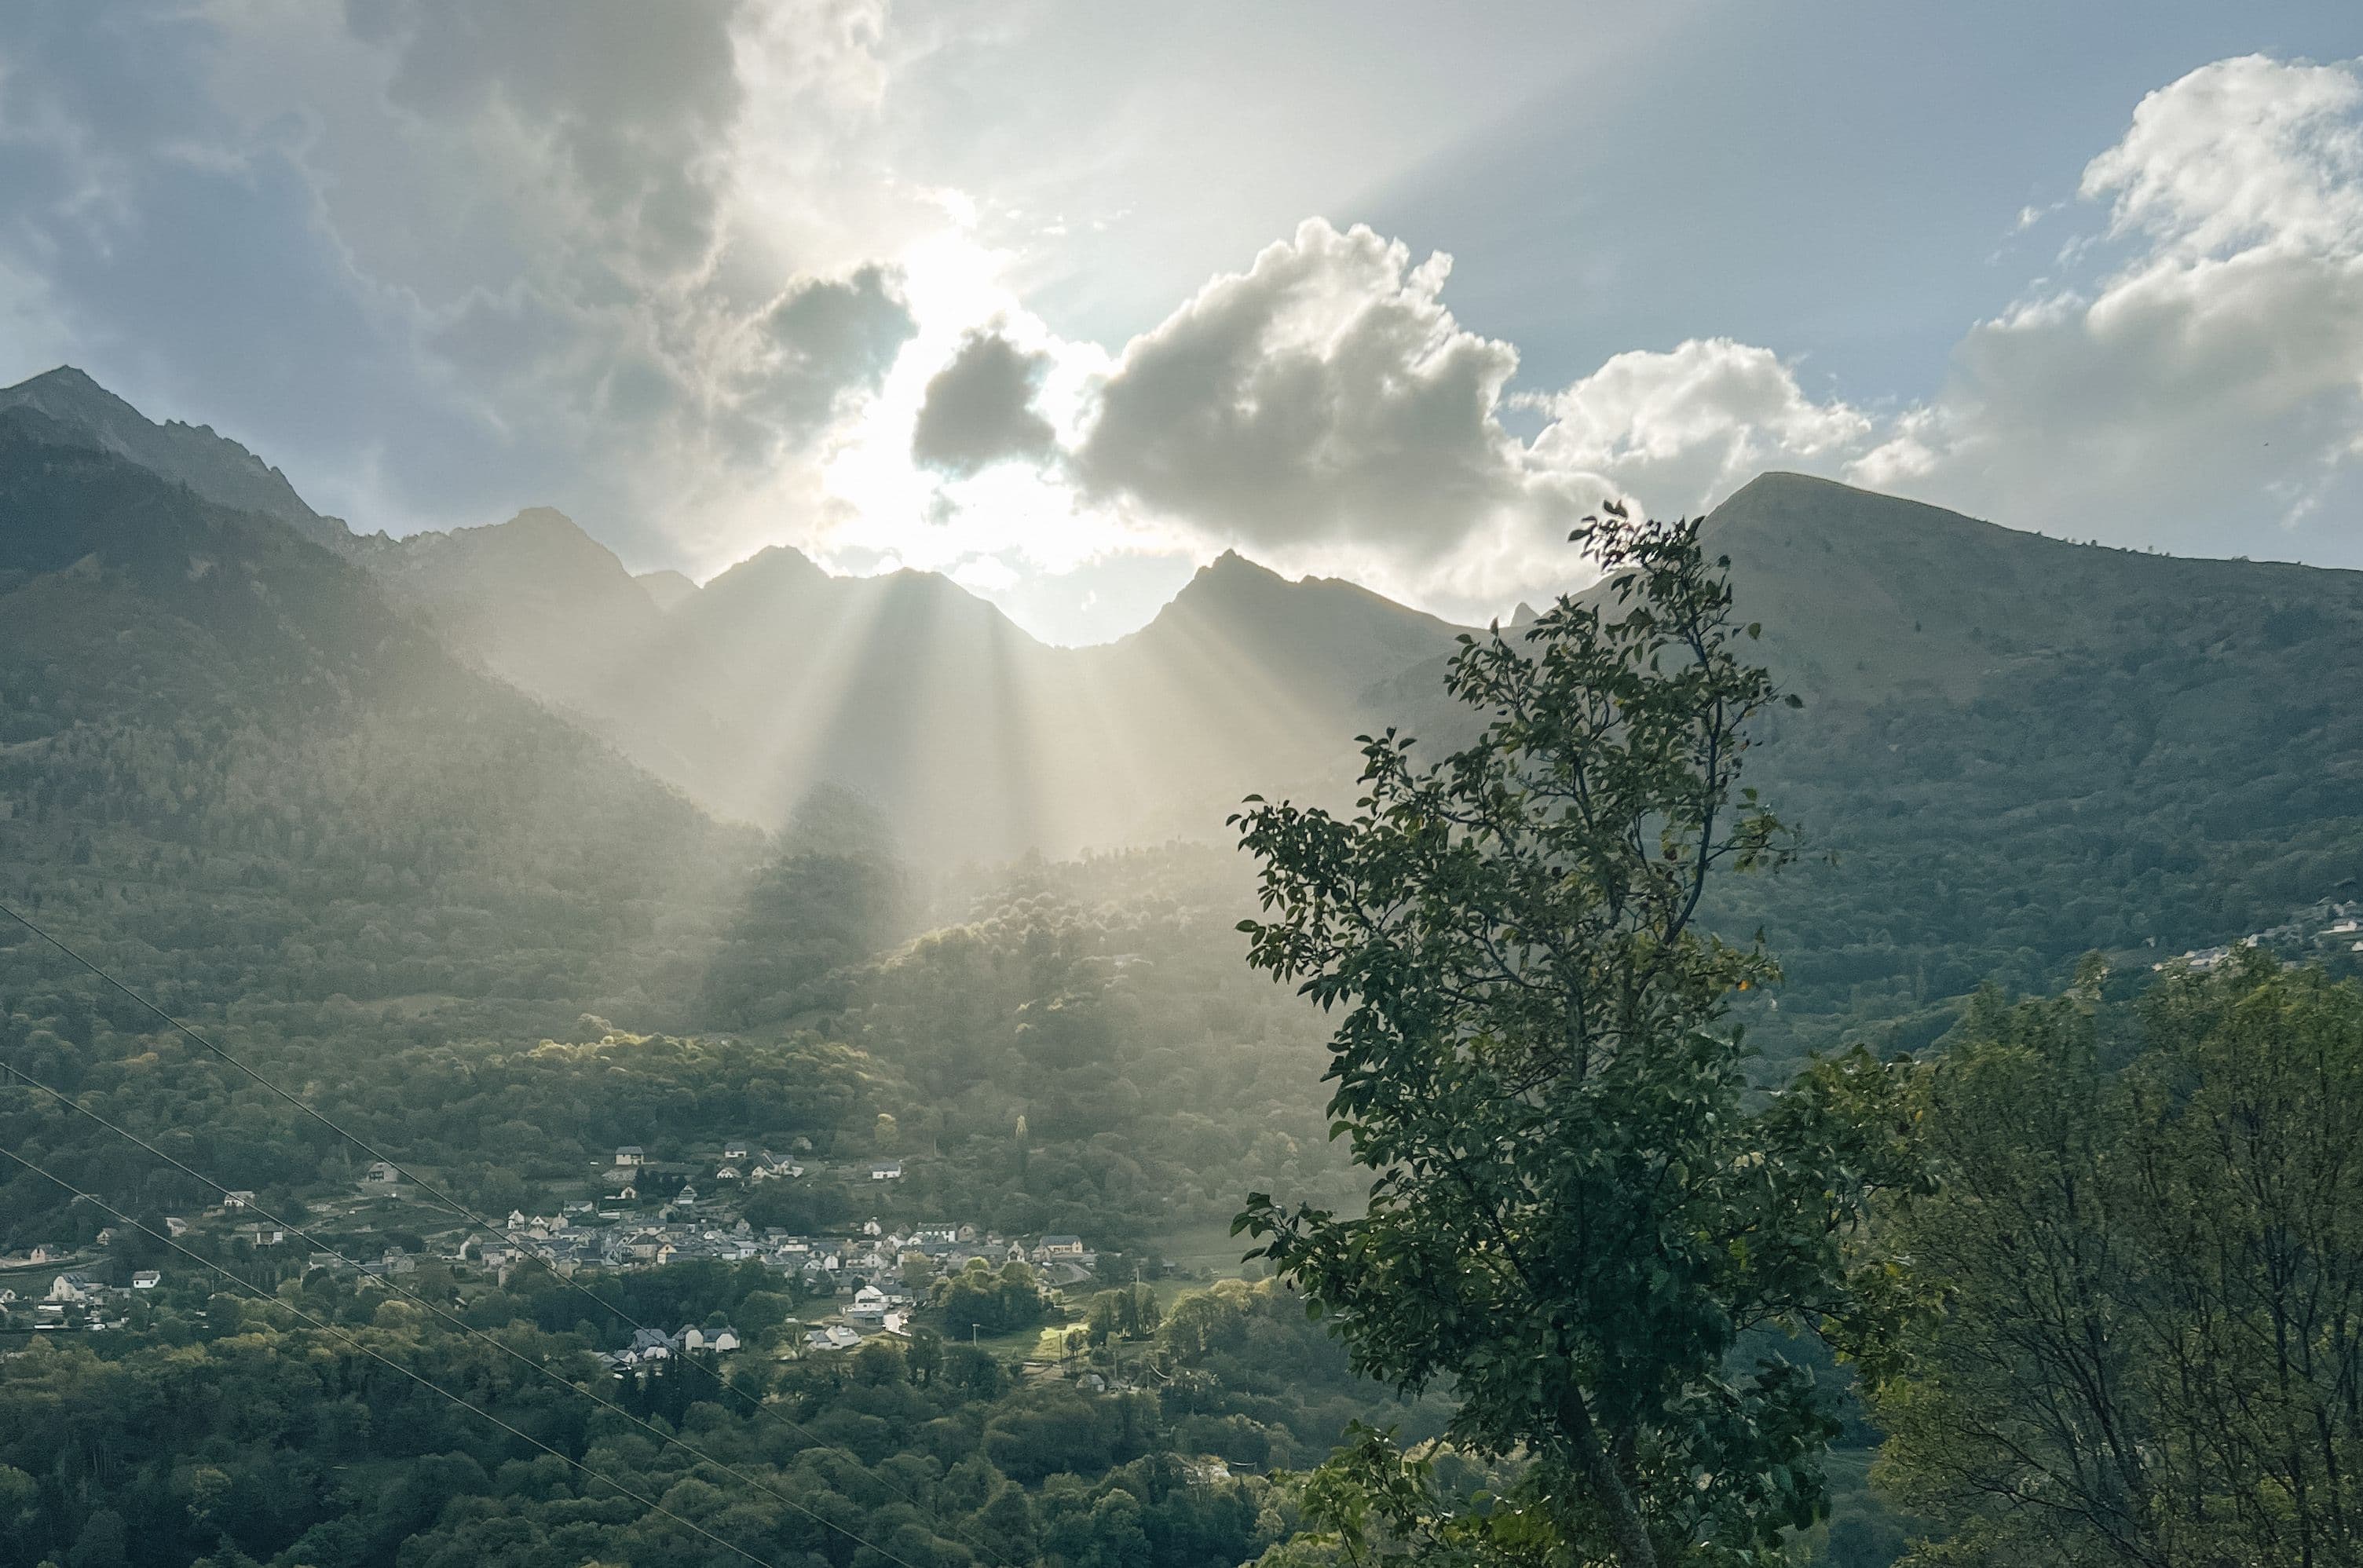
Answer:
top-left (756, 265), bottom-right (917, 426)
top-left (353, 0), bottom-right (744, 278)
top-left (911, 331), bottom-right (1056, 476)
top-left (0, 0), bottom-right (920, 565)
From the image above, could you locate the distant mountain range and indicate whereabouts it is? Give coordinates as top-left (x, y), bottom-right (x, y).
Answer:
top-left (3, 364), bottom-right (2358, 1056)
top-left (0, 367), bottom-right (1471, 856)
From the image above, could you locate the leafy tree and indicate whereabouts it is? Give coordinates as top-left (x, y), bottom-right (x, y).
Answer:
top-left (1863, 952), bottom-right (2363, 1568)
top-left (1233, 505), bottom-right (1889, 1567)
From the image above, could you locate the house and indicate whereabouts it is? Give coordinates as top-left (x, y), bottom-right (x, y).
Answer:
top-left (679, 1324), bottom-right (741, 1352)
top-left (365, 1160), bottom-right (400, 1183)
top-left (131, 1271), bottom-right (160, 1290)
top-left (563, 1199), bottom-right (594, 1215)
top-left (805, 1324), bottom-right (861, 1351)
top-left (94, 1227), bottom-right (118, 1247)
top-left (1036, 1234), bottom-right (1087, 1259)
top-left (27, 1244), bottom-right (60, 1265)
top-left (48, 1273), bottom-right (97, 1304)
top-left (615, 1146), bottom-right (646, 1168)
top-left (714, 1164), bottom-right (741, 1182)
top-left (165, 1218), bottom-right (191, 1238)
top-left (630, 1327), bottom-right (674, 1360)
top-left (223, 1190), bottom-right (256, 1211)
top-left (869, 1160), bottom-right (904, 1182)
top-left (722, 1141), bottom-right (751, 1162)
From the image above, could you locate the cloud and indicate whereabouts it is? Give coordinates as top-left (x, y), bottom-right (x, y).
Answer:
top-left (1076, 220), bottom-right (1557, 552)
top-left (1044, 50), bottom-right (2363, 620)
top-left (1852, 55), bottom-right (2363, 554)
top-left (1055, 221), bottom-right (1879, 615)
top-left (1531, 338), bottom-right (1871, 518)
top-left (0, 0), bottom-right (931, 566)
top-left (911, 330), bottom-right (1055, 475)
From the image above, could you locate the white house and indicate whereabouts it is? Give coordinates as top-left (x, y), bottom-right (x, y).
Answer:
top-left (722, 1141), bottom-right (751, 1162)
top-left (222, 1190), bottom-right (256, 1211)
top-left (131, 1270), bottom-right (160, 1290)
top-left (47, 1273), bottom-right (97, 1304)
top-left (365, 1160), bottom-right (400, 1183)
top-left (615, 1146), bottom-right (646, 1168)
top-left (869, 1160), bottom-right (904, 1181)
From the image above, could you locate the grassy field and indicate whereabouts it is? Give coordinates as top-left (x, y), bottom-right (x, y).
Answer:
top-left (1154, 1219), bottom-right (1260, 1281)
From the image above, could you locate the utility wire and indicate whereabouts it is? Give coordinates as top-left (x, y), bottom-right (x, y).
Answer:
top-left (1, 1067), bottom-right (942, 1568)
top-left (0, 899), bottom-right (1033, 1568)
top-left (0, 1141), bottom-right (788, 1568)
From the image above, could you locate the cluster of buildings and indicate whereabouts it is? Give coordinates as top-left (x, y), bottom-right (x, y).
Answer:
top-left (0, 1267), bottom-right (163, 1332)
top-left (2157, 898), bottom-right (2363, 973)
top-left (4, 1138), bottom-right (1100, 1358)
top-left (594, 1322), bottom-right (744, 1373)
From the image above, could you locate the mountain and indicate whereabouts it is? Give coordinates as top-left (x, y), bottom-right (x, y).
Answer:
top-left (0, 368), bottom-right (1472, 856)
top-left (1382, 471), bottom-right (2363, 1062)
top-left (0, 404), bottom-right (754, 1026)
top-left (0, 366), bottom-right (352, 554)
top-left (636, 568), bottom-right (700, 610)
top-left (619, 543), bottom-right (1474, 853)
top-left (13, 367), bottom-right (2357, 1046)
top-left (349, 520), bottom-right (1470, 856)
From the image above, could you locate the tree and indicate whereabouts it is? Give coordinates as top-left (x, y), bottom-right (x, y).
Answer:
top-left (1864, 952), bottom-right (2363, 1568)
top-left (1232, 505), bottom-right (1890, 1567)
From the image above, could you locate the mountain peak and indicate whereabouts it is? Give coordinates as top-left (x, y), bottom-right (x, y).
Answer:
top-left (635, 568), bottom-right (700, 612)
top-left (0, 364), bottom-right (343, 550)
top-left (1169, 548), bottom-right (1289, 609)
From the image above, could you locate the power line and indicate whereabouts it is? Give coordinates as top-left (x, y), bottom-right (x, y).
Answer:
top-left (0, 1141), bottom-right (788, 1568)
top-left (0, 898), bottom-right (1033, 1568)
top-left (1, 1066), bottom-right (943, 1568)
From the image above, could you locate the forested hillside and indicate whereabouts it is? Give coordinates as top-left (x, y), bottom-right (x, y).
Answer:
top-left (0, 404), bottom-right (756, 1024)
top-left (1370, 473), bottom-right (2363, 1065)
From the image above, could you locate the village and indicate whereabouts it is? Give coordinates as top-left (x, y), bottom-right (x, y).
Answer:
top-left (0, 1137), bottom-right (1108, 1368)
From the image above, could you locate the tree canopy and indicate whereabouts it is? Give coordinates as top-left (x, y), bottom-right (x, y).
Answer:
top-left (1232, 505), bottom-right (1894, 1566)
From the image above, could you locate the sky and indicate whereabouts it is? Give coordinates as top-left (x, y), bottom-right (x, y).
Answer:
top-left (2, 2), bottom-right (2361, 644)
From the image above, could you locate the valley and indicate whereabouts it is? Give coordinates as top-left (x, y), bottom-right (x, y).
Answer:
top-left (2, 368), bottom-right (2358, 1568)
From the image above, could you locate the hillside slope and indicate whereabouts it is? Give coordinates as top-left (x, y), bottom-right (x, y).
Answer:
top-left (0, 407), bottom-right (755, 1029)
top-left (1376, 472), bottom-right (2363, 1059)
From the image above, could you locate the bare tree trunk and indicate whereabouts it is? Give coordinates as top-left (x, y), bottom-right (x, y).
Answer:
top-left (1561, 1383), bottom-right (1659, 1568)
